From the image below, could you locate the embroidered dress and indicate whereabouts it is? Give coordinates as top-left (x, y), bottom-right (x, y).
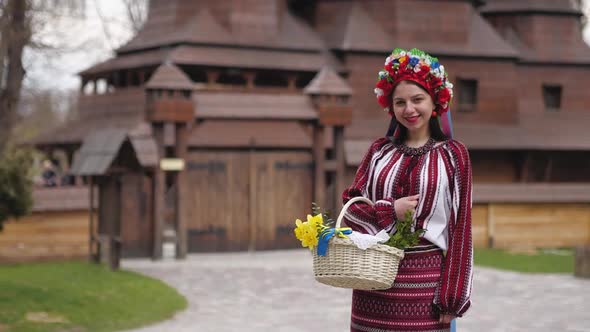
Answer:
top-left (343, 137), bottom-right (473, 332)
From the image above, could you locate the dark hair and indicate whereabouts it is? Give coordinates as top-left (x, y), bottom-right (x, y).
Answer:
top-left (385, 80), bottom-right (448, 143)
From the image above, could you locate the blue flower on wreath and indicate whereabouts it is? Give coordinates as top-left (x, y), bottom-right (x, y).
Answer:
top-left (431, 61), bottom-right (440, 69)
top-left (409, 57), bottom-right (420, 66)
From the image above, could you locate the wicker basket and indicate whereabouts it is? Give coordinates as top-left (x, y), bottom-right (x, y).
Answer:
top-left (312, 197), bottom-right (405, 290)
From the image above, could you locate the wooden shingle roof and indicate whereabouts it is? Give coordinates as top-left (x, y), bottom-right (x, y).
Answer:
top-left (304, 66), bottom-right (353, 96)
top-left (480, 0), bottom-right (582, 15)
top-left (345, 111), bottom-right (590, 166)
top-left (146, 63), bottom-right (193, 90)
top-left (80, 48), bottom-right (170, 76)
top-left (317, 3), bottom-right (393, 52)
top-left (118, 6), bottom-right (325, 54)
top-left (194, 92), bottom-right (317, 121)
top-left (188, 120), bottom-right (313, 148)
top-left (170, 45), bottom-right (343, 72)
top-left (317, 1), bottom-right (519, 59)
top-left (29, 113), bottom-right (143, 147)
top-left (70, 128), bottom-right (129, 176)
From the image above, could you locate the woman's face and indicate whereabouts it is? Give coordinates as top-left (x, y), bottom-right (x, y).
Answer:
top-left (392, 81), bottom-right (435, 135)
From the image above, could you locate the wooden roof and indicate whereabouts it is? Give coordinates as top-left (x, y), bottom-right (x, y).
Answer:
top-left (317, 1), bottom-right (519, 58)
top-left (170, 45), bottom-right (342, 72)
top-left (70, 128), bottom-right (130, 176)
top-left (188, 120), bottom-right (313, 148)
top-left (317, 3), bottom-right (392, 52)
top-left (80, 48), bottom-right (170, 76)
top-left (345, 112), bottom-right (590, 165)
top-left (304, 66), bottom-right (353, 96)
top-left (29, 113), bottom-right (143, 146)
top-left (146, 63), bottom-right (193, 90)
top-left (194, 92), bottom-right (317, 121)
top-left (394, 13), bottom-right (519, 58)
top-left (118, 4), bottom-right (326, 54)
top-left (473, 183), bottom-right (590, 203)
top-left (479, 0), bottom-right (582, 15)
top-left (454, 112), bottom-right (590, 150)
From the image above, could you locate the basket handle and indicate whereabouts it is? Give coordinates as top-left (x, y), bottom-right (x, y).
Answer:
top-left (336, 197), bottom-right (374, 228)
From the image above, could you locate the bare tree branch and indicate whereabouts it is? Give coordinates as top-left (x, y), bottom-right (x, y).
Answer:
top-left (122, 0), bottom-right (147, 33)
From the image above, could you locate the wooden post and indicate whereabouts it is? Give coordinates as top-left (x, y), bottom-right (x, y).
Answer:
top-left (175, 123), bottom-right (188, 259)
top-left (334, 126), bottom-right (346, 211)
top-left (287, 74), bottom-right (297, 91)
top-left (487, 204), bottom-right (495, 248)
top-left (88, 177), bottom-right (95, 262)
top-left (244, 72), bottom-right (255, 89)
top-left (313, 125), bottom-right (326, 208)
top-left (544, 157), bottom-right (553, 182)
top-left (574, 245), bottom-right (590, 279)
top-left (152, 123), bottom-right (165, 259)
top-left (520, 152), bottom-right (531, 183)
top-left (248, 142), bottom-right (257, 251)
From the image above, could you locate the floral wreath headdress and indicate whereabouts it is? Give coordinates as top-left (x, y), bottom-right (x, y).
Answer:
top-left (375, 48), bottom-right (455, 138)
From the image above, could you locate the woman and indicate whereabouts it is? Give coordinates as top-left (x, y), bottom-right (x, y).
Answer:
top-left (342, 48), bottom-right (473, 332)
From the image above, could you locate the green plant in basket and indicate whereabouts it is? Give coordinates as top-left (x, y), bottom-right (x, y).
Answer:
top-left (384, 210), bottom-right (426, 250)
top-left (294, 202), bottom-right (425, 252)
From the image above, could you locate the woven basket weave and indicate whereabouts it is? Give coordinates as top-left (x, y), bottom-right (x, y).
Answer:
top-left (313, 197), bottom-right (405, 290)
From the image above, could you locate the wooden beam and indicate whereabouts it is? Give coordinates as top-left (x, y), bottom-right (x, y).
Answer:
top-left (244, 71), bottom-right (255, 89)
top-left (152, 123), bottom-right (165, 259)
top-left (487, 204), bottom-right (494, 248)
top-left (248, 147), bottom-right (257, 251)
top-left (287, 74), bottom-right (297, 91)
top-left (313, 125), bottom-right (326, 209)
top-left (174, 123), bottom-right (188, 259)
top-left (334, 126), bottom-right (345, 211)
top-left (88, 177), bottom-right (95, 262)
top-left (324, 160), bottom-right (337, 172)
top-left (520, 152), bottom-right (531, 183)
top-left (544, 156), bottom-right (553, 182)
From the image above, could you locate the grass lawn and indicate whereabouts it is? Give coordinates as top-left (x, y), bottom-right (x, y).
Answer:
top-left (0, 261), bottom-right (187, 332)
top-left (474, 247), bottom-right (574, 274)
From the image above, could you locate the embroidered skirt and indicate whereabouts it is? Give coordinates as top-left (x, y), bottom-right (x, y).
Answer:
top-left (350, 243), bottom-right (450, 332)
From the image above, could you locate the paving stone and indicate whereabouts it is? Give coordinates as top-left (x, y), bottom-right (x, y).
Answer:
top-left (123, 250), bottom-right (590, 332)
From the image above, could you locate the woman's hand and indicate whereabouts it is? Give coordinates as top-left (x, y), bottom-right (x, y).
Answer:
top-left (393, 194), bottom-right (419, 220)
top-left (439, 314), bottom-right (455, 324)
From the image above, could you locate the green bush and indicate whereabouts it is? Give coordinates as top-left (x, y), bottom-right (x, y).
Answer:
top-left (0, 147), bottom-right (34, 230)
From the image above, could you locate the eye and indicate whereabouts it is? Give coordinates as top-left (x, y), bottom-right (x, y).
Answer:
top-left (394, 101), bottom-right (406, 107)
top-left (412, 97), bottom-right (424, 103)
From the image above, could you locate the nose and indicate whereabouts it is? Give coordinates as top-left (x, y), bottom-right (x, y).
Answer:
top-left (403, 101), bottom-right (416, 114)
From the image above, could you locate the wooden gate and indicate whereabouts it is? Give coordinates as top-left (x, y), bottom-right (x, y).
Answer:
top-left (184, 151), bottom-right (313, 252)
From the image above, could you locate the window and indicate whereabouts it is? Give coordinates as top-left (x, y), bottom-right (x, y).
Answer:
top-left (543, 85), bottom-right (562, 112)
top-left (457, 78), bottom-right (478, 112)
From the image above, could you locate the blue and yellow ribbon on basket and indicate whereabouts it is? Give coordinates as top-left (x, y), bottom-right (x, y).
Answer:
top-left (317, 227), bottom-right (353, 256)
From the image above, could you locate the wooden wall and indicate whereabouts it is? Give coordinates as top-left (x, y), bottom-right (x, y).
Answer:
top-left (0, 211), bottom-right (92, 263)
top-left (473, 203), bottom-right (590, 249)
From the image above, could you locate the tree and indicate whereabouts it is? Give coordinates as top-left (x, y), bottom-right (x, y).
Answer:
top-left (0, 0), bottom-right (31, 155)
top-left (0, 147), bottom-right (35, 231)
top-left (0, 0), bottom-right (86, 229)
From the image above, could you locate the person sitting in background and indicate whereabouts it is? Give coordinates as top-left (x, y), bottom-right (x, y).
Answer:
top-left (41, 159), bottom-right (58, 187)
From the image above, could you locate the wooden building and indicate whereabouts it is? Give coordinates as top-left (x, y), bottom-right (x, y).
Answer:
top-left (24, 0), bottom-right (590, 260)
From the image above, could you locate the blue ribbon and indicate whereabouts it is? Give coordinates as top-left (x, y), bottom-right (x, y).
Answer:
top-left (317, 227), bottom-right (353, 256)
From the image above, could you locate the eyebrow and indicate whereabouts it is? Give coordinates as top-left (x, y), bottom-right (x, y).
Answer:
top-left (393, 93), bottom-right (426, 101)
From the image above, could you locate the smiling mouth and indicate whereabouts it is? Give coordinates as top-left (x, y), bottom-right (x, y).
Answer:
top-left (405, 115), bottom-right (420, 123)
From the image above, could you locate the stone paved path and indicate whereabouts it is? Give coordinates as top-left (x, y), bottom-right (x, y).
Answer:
top-left (123, 249), bottom-right (590, 332)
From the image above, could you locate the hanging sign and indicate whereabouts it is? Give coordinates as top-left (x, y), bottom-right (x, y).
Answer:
top-left (160, 158), bottom-right (185, 171)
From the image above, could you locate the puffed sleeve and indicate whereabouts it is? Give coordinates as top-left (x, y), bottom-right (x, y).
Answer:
top-left (341, 137), bottom-right (397, 235)
top-left (435, 140), bottom-right (474, 317)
